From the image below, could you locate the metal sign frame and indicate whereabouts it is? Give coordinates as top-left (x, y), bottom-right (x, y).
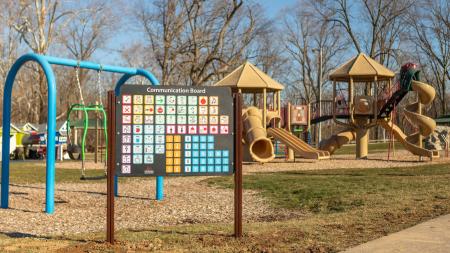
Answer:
top-left (114, 85), bottom-right (235, 177)
top-left (106, 91), bottom-right (243, 244)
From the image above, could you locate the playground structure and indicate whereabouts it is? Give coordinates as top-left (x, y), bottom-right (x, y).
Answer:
top-left (315, 54), bottom-right (438, 160)
top-left (1, 53), bottom-right (162, 214)
top-left (214, 61), bottom-right (330, 162)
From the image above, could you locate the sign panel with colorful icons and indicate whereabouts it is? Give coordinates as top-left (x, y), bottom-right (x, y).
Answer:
top-left (115, 85), bottom-right (234, 176)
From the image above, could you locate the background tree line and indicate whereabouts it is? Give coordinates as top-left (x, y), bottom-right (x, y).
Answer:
top-left (0, 0), bottom-right (449, 127)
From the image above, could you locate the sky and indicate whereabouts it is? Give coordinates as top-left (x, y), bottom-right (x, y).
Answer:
top-left (261, 0), bottom-right (297, 18)
top-left (91, 0), bottom-right (298, 66)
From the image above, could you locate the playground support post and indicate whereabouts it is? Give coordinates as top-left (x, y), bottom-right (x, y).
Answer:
top-left (262, 88), bottom-right (267, 128)
top-left (1, 54), bottom-right (56, 213)
top-left (277, 91), bottom-right (281, 128)
top-left (355, 118), bottom-right (369, 159)
top-left (313, 47), bottom-right (323, 148)
top-left (156, 176), bottom-right (164, 200)
top-left (286, 102), bottom-right (294, 160)
top-left (1, 53), bottom-right (160, 214)
top-left (234, 93), bottom-right (243, 238)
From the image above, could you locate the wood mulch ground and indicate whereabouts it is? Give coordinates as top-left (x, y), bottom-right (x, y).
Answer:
top-left (0, 150), bottom-right (447, 237)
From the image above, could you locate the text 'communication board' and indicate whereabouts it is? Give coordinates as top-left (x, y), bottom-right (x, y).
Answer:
top-left (115, 85), bottom-right (234, 177)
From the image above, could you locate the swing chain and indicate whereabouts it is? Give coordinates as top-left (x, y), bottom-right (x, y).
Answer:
top-left (97, 65), bottom-right (103, 105)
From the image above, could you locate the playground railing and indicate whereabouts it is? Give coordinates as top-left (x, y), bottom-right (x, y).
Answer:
top-left (310, 100), bottom-right (349, 120)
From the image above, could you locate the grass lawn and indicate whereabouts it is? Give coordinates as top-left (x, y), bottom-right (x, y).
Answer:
top-left (8, 161), bottom-right (106, 184)
top-left (334, 141), bottom-right (404, 155)
top-left (1, 163), bottom-right (450, 252)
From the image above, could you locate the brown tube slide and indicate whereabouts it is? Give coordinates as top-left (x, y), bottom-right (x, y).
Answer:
top-left (242, 107), bottom-right (275, 163)
top-left (319, 130), bottom-right (356, 155)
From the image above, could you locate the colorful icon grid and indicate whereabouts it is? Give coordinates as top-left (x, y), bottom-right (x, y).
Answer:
top-left (119, 93), bottom-right (231, 175)
top-left (166, 135), bottom-right (182, 173)
top-left (184, 135), bottom-right (229, 173)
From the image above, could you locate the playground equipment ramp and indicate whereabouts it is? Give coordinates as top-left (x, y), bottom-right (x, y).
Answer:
top-left (267, 128), bottom-right (330, 159)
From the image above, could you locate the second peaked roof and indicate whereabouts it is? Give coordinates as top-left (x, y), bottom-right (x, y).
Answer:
top-left (329, 53), bottom-right (395, 82)
top-left (214, 61), bottom-right (284, 91)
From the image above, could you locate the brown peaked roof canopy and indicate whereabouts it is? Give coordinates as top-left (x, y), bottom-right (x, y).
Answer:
top-left (329, 53), bottom-right (395, 82)
top-left (214, 61), bottom-right (284, 91)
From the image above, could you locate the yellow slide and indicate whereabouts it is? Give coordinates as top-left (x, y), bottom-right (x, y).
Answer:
top-left (242, 107), bottom-right (275, 163)
top-left (379, 80), bottom-right (439, 160)
top-left (379, 120), bottom-right (438, 159)
top-left (267, 127), bottom-right (330, 159)
top-left (319, 130), bottom-right (356, 155)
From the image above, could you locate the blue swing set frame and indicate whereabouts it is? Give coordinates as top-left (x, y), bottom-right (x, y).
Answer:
top-left (1, 53), bottom-right (164, 214)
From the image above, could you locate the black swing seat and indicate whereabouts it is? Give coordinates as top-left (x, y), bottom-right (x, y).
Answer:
top-left (67, 144), bottom-right (82, 160)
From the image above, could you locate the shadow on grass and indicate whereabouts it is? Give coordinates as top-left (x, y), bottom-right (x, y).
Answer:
top-left (244, 160), bottom-right (318, 165)
top-left (278, 171), bottom-right (366, 177)
top-left (80, 175), bottom-right (107, 181)
top-left (368, 158), bottom-right (426, 163)
top-left (2, 231), bottom-right (53, 239)
top-left (10, 191), bottom-right (28, 195)
top-left (116, 195), bottom-right (154, 201)
top-left (8, 207), bottom-right (42, 213)
top-left (8, 183), bottom-right (156, 201)
top-left (9, 183), bottom-right (106, 197)
top-left (0, 231), bottom-right (104, 244)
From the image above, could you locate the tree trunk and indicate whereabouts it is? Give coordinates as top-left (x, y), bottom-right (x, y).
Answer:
top-left (38, 69), bottom-right (47, 124)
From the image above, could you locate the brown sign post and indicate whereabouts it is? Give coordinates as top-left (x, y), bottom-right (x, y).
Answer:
top-left (106, 89), bottom-right (243, 243)
top-left (107, 91), bottom-right (116, 244)
top-left (234, 93), bottom-right (243, 238)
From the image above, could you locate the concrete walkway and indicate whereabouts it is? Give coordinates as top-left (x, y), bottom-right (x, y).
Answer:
top-left (342, 214), bottom-right (450, 253)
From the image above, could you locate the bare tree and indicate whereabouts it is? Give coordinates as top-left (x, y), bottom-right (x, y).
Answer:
top-left (137, 0), bottom-right (265, 86)
top-left (137, 0), bottom-right (186, 86)
top-left (250, 30), bottom-right (289, 82)
top-left (121, 43), bottom-right (153, 70)
top-left (284, 1), bottom-right (348, 103)
top-left (318, 0), bottom-right (413, 67)
top-left (408, 0), bottom-right (450, 115)
top-left (179, 0), bottom-right (263, 86)
top-left (0, 1), bottom-right (22, 122)
top-left (120, 42), bottom-right (163, 86)
top-left (11, 0), bottom-right (75, 123)
top-left (58, 1), bottom-right (115, 109)
top-left (0, 2), bottom-right (20, 81)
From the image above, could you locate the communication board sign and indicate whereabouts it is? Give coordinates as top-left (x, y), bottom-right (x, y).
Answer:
top-left (115, 85), bottom-right (234, 176)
